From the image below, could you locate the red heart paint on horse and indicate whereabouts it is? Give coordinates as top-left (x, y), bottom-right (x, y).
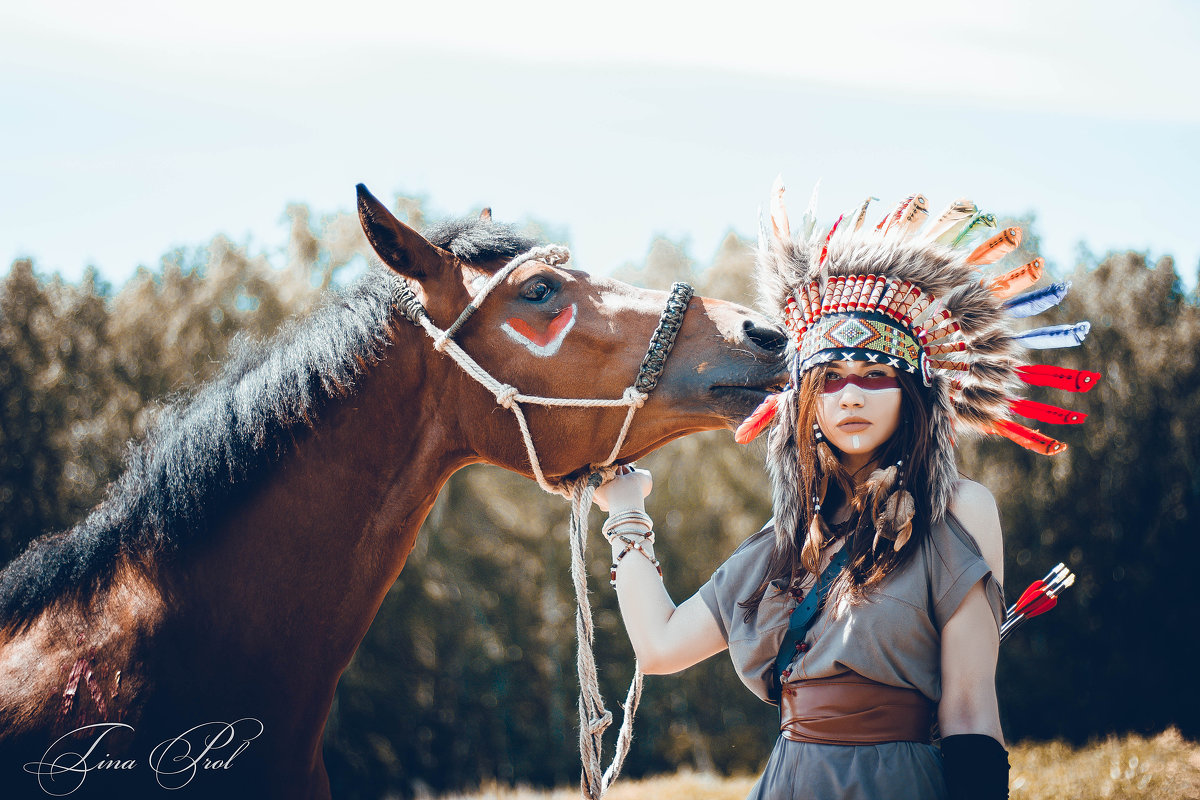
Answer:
top-left (501, 304), bottom-right (577, 357)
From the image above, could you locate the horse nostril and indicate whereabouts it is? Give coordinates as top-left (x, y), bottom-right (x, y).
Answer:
top-left (742, 319), bottom-right (788, 354)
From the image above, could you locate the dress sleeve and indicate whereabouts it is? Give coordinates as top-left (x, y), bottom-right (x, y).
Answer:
top-left (929, 512), bottom-right (1006, 632)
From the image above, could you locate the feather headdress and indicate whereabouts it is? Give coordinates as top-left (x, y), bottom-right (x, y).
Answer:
top-left (741, 182), bottom-right (1100, 545)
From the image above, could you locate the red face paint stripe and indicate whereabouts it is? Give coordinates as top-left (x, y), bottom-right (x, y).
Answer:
top-left (504, 306), bottom-right (575, 348)
top-left (822, 373), bottom-right (900, 394)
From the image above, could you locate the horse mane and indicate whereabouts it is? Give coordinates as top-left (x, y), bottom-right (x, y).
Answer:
top-left (0, 217), bottom-right (540, 629)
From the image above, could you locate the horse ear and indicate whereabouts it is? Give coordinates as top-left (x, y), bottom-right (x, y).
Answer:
top-left (479, 207), bottom-right (492, 222)
top-left (356, 184), bottom-right (449, 281)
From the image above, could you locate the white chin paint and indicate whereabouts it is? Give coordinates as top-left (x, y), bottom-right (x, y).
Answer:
top-left (851, 434), bottom-right (862, 449)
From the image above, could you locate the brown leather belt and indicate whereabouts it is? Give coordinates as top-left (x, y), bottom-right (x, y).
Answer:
top-left (780, 672), bottom-right (934, 745)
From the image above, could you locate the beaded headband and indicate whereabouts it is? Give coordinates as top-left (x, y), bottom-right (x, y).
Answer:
top-left (788, 284), bottom-right (929, 383)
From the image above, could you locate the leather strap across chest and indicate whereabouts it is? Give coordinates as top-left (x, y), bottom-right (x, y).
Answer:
top-left (771, 546), bottom-right (851, 703)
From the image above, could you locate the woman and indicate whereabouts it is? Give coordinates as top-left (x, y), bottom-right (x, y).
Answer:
top-left (595, 188), bottom-right (1095, 799)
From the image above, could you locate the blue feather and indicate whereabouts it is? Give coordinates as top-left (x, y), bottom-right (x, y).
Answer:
top-left (1014, 321), bottom-right (1091, 349)
top-left (1003, 281), bottom-right (1072, 318)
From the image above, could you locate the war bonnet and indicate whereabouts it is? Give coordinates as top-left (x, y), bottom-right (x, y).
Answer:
top-left (737, 180), bottom-right (1100, 549)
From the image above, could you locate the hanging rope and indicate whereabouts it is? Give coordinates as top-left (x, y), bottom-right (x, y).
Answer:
top-left (392, 244), bottom-right (691, 797)
top-left (568, 474), bottom-right (644, 799)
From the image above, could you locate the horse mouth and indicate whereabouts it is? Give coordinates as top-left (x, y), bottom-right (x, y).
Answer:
top-left (708, 379), bottom-right (788, 420)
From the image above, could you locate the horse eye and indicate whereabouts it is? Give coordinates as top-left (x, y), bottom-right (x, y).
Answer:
top-left (521, 279), bottom-right (554, 302)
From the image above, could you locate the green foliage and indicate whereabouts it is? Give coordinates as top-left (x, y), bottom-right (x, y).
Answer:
top-left (2, 203), bottom-right (1198, 799)
top-left (960, 250), bottom-right (1200, 743)
top-left (0, 207), bottom-right (367, 565)
top-left (0, 262), bottom-right (127, 558)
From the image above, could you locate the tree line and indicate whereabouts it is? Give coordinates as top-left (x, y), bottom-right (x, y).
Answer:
top-left (1, 197), bottom-right (1197, 798)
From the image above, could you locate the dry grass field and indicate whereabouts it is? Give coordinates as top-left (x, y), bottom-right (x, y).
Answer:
top-left (441, 729), bottom-right (1200, 800)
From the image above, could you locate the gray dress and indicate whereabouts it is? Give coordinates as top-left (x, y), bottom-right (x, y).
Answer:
top-left (698, 512), bottom-right (1004, 800)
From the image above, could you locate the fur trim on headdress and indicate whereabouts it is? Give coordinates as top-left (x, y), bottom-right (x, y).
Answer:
top-left (766, 387), bottom-right (801, 554)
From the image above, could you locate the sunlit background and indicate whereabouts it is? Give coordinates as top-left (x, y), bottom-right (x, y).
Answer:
top-left (3, 3), bottom-right (1200, 798)
top-left (3, 0), bottom-right (1198, 285)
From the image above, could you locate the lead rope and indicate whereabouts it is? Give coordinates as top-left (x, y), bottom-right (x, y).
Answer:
top-left (569, 475), bottom-right (644, 799)
top-left (393, 244), bottom-right (691, 798)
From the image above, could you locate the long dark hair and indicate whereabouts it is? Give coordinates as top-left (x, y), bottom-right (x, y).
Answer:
top-left (740, 364), bottom-right (935, 619)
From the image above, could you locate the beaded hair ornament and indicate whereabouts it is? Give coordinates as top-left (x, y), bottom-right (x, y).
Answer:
top-left (736, 179), bottom-right (1101, 554)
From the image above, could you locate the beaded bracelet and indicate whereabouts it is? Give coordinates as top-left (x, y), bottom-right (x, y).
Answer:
top-left (609, 535), bottom-right (663, 587)
top-left (610, 533), bottom-right (657, 554)
top-left (605, 526), bottom-right (656, 546)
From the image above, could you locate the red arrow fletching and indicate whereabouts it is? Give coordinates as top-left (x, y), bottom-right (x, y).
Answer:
top-left (1021, 595), bottom-right (1058, 619)
top-left (1013, 581), bottom-right (1045, 613)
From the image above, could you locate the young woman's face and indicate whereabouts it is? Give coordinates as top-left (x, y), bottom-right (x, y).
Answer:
top-left (814, 360), bottom-right (903, 459)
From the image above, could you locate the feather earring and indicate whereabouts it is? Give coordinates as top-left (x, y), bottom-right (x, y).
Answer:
top-left (892, 458), bottom-right (916, 551)
top-left (873, 459), bottom-right (916, 551)
top-left (873, 499), bottom-right (894, 550)
top-left (890, 491), bottom-right (916, 551)
top-left (860, 464), bottom-right (898, 518)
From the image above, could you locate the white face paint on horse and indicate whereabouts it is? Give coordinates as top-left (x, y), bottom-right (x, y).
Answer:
top-left (500, 304), bottom-right (577, 358)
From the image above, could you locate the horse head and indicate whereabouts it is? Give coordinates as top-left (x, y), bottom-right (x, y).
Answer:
top-left (357, 184), bottom-right (788, 481)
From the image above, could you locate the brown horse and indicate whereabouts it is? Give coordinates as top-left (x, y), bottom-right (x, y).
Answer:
top-left (0, 185), bottom-right (786, 798)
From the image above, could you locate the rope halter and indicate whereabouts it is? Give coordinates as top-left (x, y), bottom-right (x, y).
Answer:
top-left (394, 244), bottom-right (694, 495)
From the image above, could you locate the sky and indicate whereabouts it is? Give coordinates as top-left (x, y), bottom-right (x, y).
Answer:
top-left (2, 0), bottom-right (1198, 289)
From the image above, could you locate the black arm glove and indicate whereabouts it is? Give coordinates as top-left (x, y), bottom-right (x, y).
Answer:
top-left (941, 733), bottom-right (1010, 800)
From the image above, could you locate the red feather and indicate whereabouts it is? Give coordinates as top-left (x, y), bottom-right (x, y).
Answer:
top-left (819, 214), bottom-right (844, 266)
top-left (735, 393), bottom-right (781, 445)
top-left (1009, 398), bottom-right (1088, 425)
top-left (1017, 365), bottom-right (1102, 393)
top-left (1014, 580), bottom-right (1045, 613)
top-left (1020, 594), bottom-right (1058, 619)
top-left (993, 419), bottom-right (1068, 455)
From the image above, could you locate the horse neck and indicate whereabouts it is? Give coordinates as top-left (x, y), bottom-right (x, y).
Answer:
top-left (172, 318), bottom-right (477, 685)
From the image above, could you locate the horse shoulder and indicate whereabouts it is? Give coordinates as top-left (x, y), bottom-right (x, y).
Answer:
top-left (0, 561), bottom-right (168, 740)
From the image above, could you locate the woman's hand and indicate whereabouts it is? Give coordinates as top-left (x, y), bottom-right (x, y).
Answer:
top-left (593, 466), bottom-right (653, 513)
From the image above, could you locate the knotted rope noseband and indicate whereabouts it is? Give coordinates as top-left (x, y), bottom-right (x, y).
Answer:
top-left (393, 244), bottom-right (692, 798)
